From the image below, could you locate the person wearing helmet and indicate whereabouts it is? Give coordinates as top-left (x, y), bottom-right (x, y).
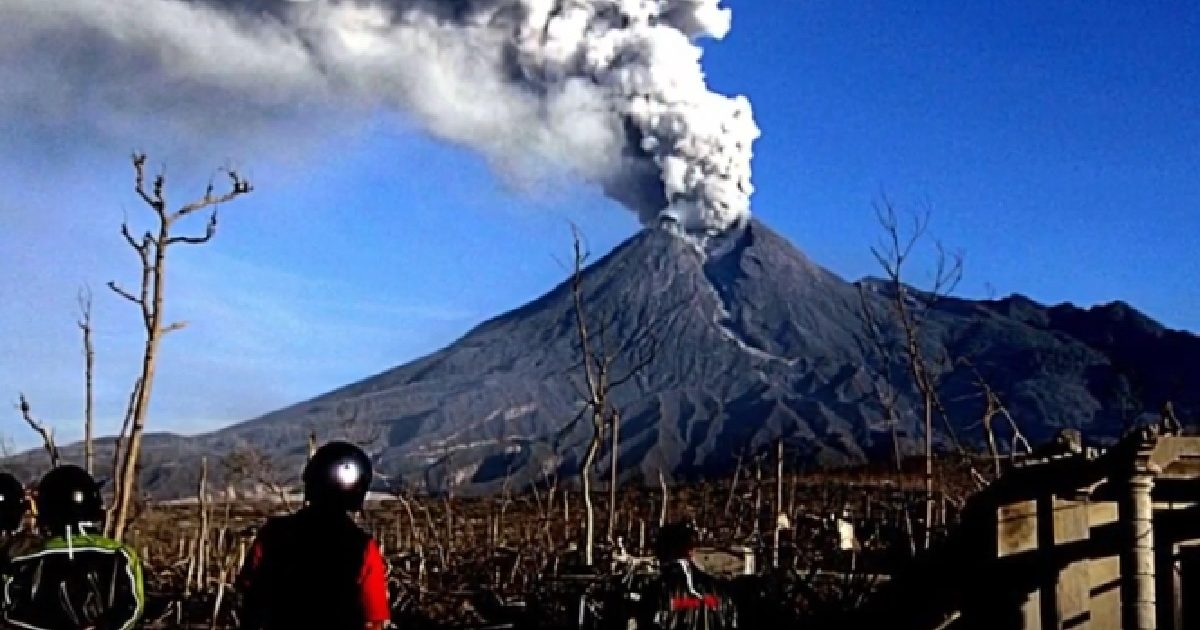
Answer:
top-left (2, 464), bottom-right (145, 630)
top-left (0, 472), bottom-right (39, 565)
top-left (634, 520), bottom-right (737, 630)
top-left (236, 441), bottom-right (390, 630)
top-left (0, 473), bottom-right (28, 536)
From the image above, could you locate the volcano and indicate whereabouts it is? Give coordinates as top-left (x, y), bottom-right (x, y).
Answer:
top-left (9, 220), bottom-right (1198, 497)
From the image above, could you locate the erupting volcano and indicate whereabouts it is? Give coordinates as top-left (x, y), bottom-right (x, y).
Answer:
top-left (9, 218), bottom-right (1193, 498)
top-left (4, 1), bottom-right (1197, 499)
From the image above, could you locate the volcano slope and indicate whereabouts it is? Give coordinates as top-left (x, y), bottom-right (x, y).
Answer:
top-left (8, 220), bottom-right (1196, 498)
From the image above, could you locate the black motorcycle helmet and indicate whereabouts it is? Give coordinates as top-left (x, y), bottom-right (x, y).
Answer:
top-left (302, 441), bottom-right (372, 512)
top-left (35, 464), bottom-right (104, 536)
top-left (655, 520), bottom-right (698, 561)
top-left (0, 472), bottom-right (27, 533)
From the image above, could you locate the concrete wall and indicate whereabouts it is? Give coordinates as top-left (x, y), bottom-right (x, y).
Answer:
top-left (986, 494), bottom-right (1200, 629)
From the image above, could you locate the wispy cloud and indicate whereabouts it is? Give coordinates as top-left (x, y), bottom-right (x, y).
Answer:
top-left (0, 232), bottom-right (479, 450)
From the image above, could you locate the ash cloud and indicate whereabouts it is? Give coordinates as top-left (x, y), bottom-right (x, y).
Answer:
top-left (0, 0), bottom-right (759, 238)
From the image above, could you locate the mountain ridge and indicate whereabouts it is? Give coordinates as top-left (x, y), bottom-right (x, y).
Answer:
top-left (4, 219), bottom-right (1197, 498)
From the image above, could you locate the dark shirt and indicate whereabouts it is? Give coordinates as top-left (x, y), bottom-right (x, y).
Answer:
top-left (236, 506), bottom-right (389, 630)
top-left (1, 532), bottom-right (144, 630)
top-left (636, 559), bottom-right (737, 630)
top-left (0, 529), bottom-right (42, 567)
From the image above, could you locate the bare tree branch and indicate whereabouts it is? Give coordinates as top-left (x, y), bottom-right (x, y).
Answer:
top-left (222, 445), bottom-right (294, 510)
top-left (16, 393), bottom-right (59, 467)
top-left (107, 281), bottom-right (142, 305)
top-left (931, 241), bottom-right (964, 297)
top-left (550, 403), bottom-right (591, 453)
top-left (609, 331), bottom-right (658, 390)
top-left (570, 224), bottom-right (600, 405)
top-left (131, 153), bottom-right (160, 211)
top-left (869, 195), bottom-right (927, 281)
top-left (165, 210), bottom-right (218, 246)
top-left (958, 357), bottom-right (1032, 472)
top-left (120, 220), bottom-right (145, 254)
top-left (858, 282), bottom-right (905, 474)
top-left (171, 169), bottom-right (252, 223)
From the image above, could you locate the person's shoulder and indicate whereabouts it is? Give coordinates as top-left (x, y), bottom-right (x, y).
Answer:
top-left (267, 510), bottom-right (302, 526)
top-left (39, 533), bottom-right (139, 560)
top-left (327, 510), bottom-right (371, 540)
top-left (257, 511), bottom-right (300, 534)
top-left (239, 512), bottom-right (293, 552)
top-left (2, 532), bottom-right (44, 561)
top-left (347, 520), bottom-right (374, 550)
top-left (291, 508), bottom-right (371, 544)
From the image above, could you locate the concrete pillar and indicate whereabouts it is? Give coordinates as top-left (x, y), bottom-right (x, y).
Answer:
top-left (1121, 467), bottom-right (1158, 630)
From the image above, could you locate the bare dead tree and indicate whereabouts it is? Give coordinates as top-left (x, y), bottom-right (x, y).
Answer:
top-left (16, 393), bottom-right (59, 466)
top-left (112, 377), bottom-right (142, 490)
top-left (773, 438), bottom-right (784, 568)
top-left (858, 283), bottom-right (906, 473)
top-left (78, 286), bottom-right (96, 475)
top-left (565, 224), bottom-right (657, 566)
top-left (723, 449), bottom-right (745, 518)
top-left (657, 469), bottom-right (670, 527)
top-left (106, 153), bottom-right (252, 541)
top-left (865, 196), bottom-right (963, 550)
top-left (194, 457), bottom-right (210, 593)
top-left (957, 357), bottom-right (1032, 477)
top-left (221, 445), bottom-right (293, 510)
top-left (14, 288), bottom-right (94, 473)
top-left (606, 408), bottom-right (621, 544)
top-left (752, 455), bottom-right (763, 536)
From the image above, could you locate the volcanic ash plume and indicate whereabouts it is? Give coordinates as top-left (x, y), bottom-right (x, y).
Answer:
top-left (0, 0), bottom-right (760, 238)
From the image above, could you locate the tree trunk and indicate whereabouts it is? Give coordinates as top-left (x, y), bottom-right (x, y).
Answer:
top-left (657, 470), bottom-right (668, 527)
top-left (986, 415), bottom-right (1002, 478)
top-left (924, 390), bottom-right (933, 551)
top-left (197, 457), bottom-right (209, 590)
top-left (444, 494), bottom-right (454, 554)
top-left (110, 240), bottom-right (166, 541)
top-left (606, 409), bottom-right (620, 543)
top-left (774, 439), bottom-right (783, 568)
top-left (81, 295), bottom-right (95, 476)
top-left (724, 451), bottom-right (743, 517)
top-left (581, 423), bottom-right (600, 566)
top-left (753, 458), bottom-right (763, 535)
top-left (890, 404), bottom-right (903, 474)
top-left (110, 333), bottom-right (160, 540)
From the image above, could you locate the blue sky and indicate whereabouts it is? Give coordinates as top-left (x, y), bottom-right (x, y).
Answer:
top-left (1, 0), bottom-right (1197, 449)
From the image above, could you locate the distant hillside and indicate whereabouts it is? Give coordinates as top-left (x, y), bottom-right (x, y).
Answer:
top-left (4, 220), bottom-right (1196, 498)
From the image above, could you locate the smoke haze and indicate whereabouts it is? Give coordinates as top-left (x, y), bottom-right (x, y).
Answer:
top-left (0, 0), bottom-right (759, 237)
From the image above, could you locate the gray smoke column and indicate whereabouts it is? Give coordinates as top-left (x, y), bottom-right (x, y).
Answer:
top-left (0, 0), bottom-right (760, 238)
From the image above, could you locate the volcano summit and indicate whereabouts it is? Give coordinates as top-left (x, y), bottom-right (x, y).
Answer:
top-left (8, 220), bottom-right (1197, 498)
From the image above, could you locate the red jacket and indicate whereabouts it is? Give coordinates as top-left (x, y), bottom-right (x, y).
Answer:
top-left (237, 507), bottom-right (389, 629)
